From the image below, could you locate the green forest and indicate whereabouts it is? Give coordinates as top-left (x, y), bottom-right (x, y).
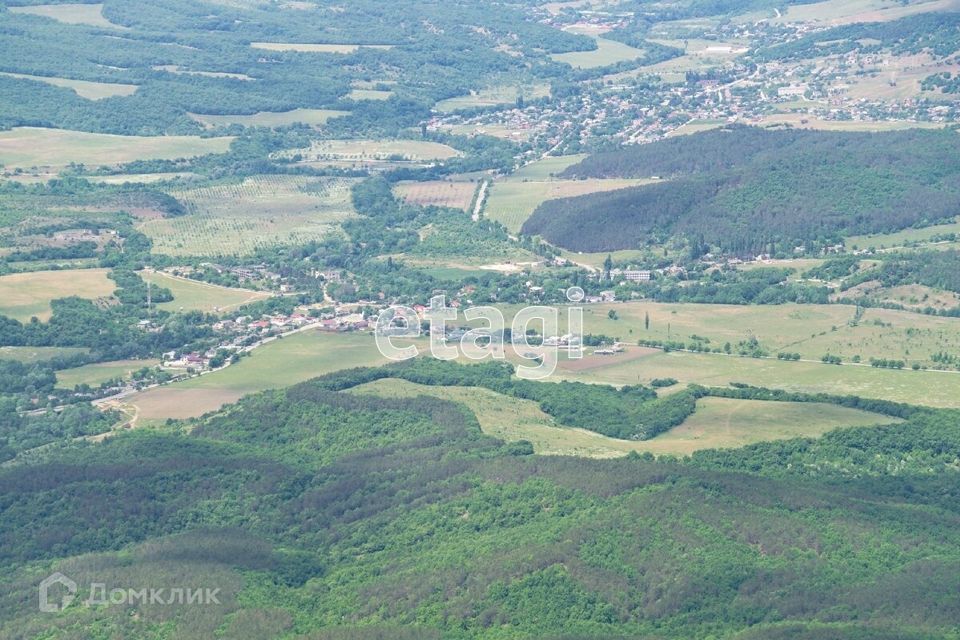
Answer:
top-left (523, 126), bottom-right (960, 253)
top-left (2, 361), bottom-right (960, 639)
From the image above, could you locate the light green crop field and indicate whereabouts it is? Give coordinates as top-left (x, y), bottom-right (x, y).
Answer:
top-left (485, 177), bottom-right (651, 232)
top-left (512, 155), bottom-right (587, 180)
top-left (154, 65), bottom-right (254, 80)
top-left (348, 378), bottom-right (899, 458)
top-left (560, 347), bottom-right (960, 408)
top-left (551, 37), bottom-right (646, 68)
top-left (0, 346), bottom-right (88, 363)
top-left (0, 128), bottom-right (233, 170)
top-left (250, 42), bottom-right (393, 53)
top-left (140, 271), bottom-right (271, 313)
top-left (755, 113), bottom-right (945, 132)
top-left (188, 108), bottom-right (349, 128)
top-left (0, 268), bottom-right (114, 321)
top-left (492, 301), bottom-right (960, 370)
top-left (139, 175), bottom-right (358, 256)
top-left (8, 3), bottom-right (123, 28)
top-left (0, 72), bottom-right (137, 100)
top-left (435, 83), bottom-right (551, 112)
top-left (56, 359), bottom-right (160, 389)
top-left (847, 219), bottom-right (960, 249)
top-left (124, 331), bottom-right (388, 424)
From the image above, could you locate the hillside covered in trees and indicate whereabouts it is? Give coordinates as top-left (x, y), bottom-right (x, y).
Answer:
top-left (521, 126), bottom-right (960, 253)
top-left (3, 361), bottom-right (960, 638)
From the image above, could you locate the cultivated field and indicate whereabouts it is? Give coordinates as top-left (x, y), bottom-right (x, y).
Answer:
top-left (0, 346), bottom-right (88, 363)
top-left (394, 180), bottom-right (479, 210)
top-left (755, 113), bottom-right (947, 132)
top-left (0, 268), bottom-right (114, 322)
top-left (140, 271), bottom-right (272, 313)
top-left (124, 332), bottom-right (388, 424)
top-left (250, 42), bottom-right (393, 53)
top-left (8, 3), bottom-right (124, 28)
top-left (0, 128), bottom-right (233, 170)
top-left (485, 177), bottom-right (652, 232)
top-left (56, 359), bottom-right (160, 389)
top-left (511, 154), bottom-right (587, 180)
top-left (0, 72), bottom-right (137, 100)
top-left (435, 83), bottom-right (551, 112)
top-left (188, 108), bottom-right (348, 128)
top-left (551, 37), bottom-right (646, 68)
top-left (139, 175), bottom-right (358, 256)
top-left (85, 172), bottom-right (199, 185)
top-left (348, 378), bottom-right (897, 457)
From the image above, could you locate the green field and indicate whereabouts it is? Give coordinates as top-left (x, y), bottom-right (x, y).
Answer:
top-left (188, 108), bottom-right (348, 128)
top-left (56, 359), bottom-right (160, 389)
top-left (140, 271), bottom-right (272, 313)
top-left (346, 89), bottom-right (394, 101)
top-left (512, 155), bottom-right (587, 179)
top-left (847, 219), bottom-right (960, 249)
top-left (435, 83), bottom-right (551, 112)
top-left (551, 37), bottom-right (646, 69)
top-left (0, 72), bottom-right (137, 100)
top-left (349, 378), bottom-right (898, 457)
top-left (0, 346), bottom-right (88, 363)
top-left (124, 331), bottom-right (388, 424)
top-left (7, 3), bottom-right (123, 28)
top-left (139, 175), bottom-right (357, 256)
top-left (0, 128), bottom-right (233, 170)
top-left (484, 177), bottom-right (649, 232)
top-left (0, 268), bottom-right (114, 321)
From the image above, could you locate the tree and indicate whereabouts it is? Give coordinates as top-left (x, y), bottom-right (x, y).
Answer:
top-left (644, 312), bottom-right (650, 330)
top-left (603, 254), bottom-right (613, 280)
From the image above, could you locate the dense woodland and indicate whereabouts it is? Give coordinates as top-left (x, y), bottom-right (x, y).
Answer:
top-left (524, 126), bottom-right (960, 253)
top-left (1, 361), bottom-right (959, 638)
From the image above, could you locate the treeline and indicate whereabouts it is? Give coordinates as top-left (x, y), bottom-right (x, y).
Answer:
top-left (523, 126), bottom-right (960, 253)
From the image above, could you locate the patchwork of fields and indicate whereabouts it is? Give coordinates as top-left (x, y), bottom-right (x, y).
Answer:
top-left (139, 175), bottom-right (358, 256)
top-left (140, 271), bottom-right (272, 313)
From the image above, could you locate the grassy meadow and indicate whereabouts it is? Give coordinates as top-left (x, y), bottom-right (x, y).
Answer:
top-left (484, 177), bottom-right (651, 232)
top-left (551, 37), bottom-right (646, 68)
top-left (349, 378), bottom-right (899, 457)
top-left (0, 72), bottom-right (137, 100)
top-left (56, 359), bottom-right (160, 389)
top-left (435, 83), bottom-right (551, 112)
top-left (0, 128), bottom-right (233, 170)
top-left (188, 109), bottom-right (348, 128)
top-left (0, 268), bottom-right (114, 322)
top-left (0, 346), bottom-right (88, 363)
top-left (7, 3), bottom-right (123, 28)
top-left (141, 271), bottom-right (271, 313)
top-left (124, 331), bottom-right (388, 424)
top-left (139, 175), bottom-right (357, 256)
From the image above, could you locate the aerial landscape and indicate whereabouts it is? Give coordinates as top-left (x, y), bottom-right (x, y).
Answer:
top-left (1, 0), bottom-right (960, 637)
